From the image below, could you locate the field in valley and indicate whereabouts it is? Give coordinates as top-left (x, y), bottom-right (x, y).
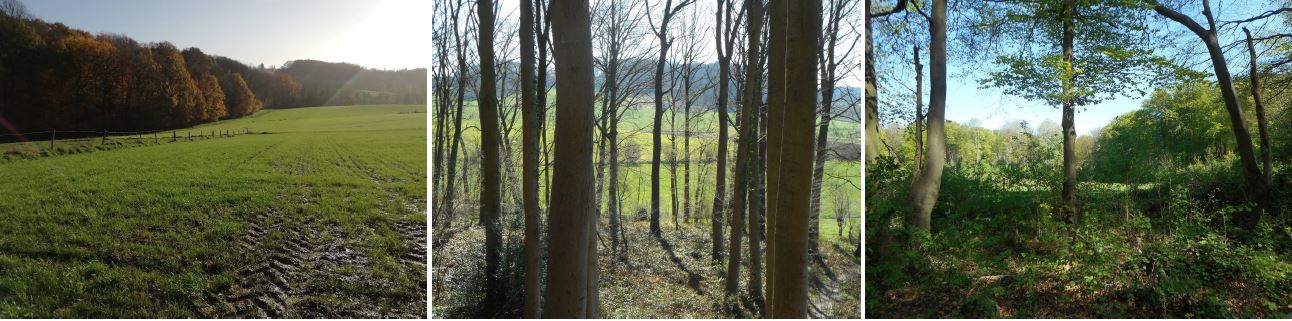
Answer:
top-left (0, 104), bottom-right (428, 318)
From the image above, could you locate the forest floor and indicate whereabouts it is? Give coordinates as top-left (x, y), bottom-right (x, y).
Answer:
top-left (431, 216), bottom-right (861, 318)
top-left (0, 105), bottom-right (427, 317)
top-left (866, 160), bottom-right (1292, 318)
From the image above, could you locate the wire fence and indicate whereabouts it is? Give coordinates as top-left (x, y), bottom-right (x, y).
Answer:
top-left (0, 128), bottom-right (253, 152)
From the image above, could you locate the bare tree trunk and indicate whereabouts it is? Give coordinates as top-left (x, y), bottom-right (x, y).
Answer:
top-left (610, 132), bottom-right (623, 262)
top-left (913, 45), bottom-right (923, 175)
top-left (764, 0), bottom-right (785, 309)
top-left (807, 0), bottom-right (849, 261)
top-left (598, 87), bottom-right (614, 256)
top-left (586, 213), bottom-right (600, 317)
top-left (1244, 27), bottom-right (1274, 187)
top-left (1060, 0), bottom-right (1080, 222)
top-left (711, 0), bottom-right (732, 261)
top-left (1149, 0), bottom-right (1268, 228)
top-left (767, 0), bottom-right (821, 316)
top-left (441, 0), bottom-right (471, 231)
top-left (543, 0), bottom-right (596, 316)
top-left (520, 0), bottom-right (541, 316)
top-left (650, 0), bottom-right (694, 237)
top-left (906, 0), bottom-right (945, 233)
top-left (671, 105), bottom-right (680, 231)
top-left (461, 139), bottom-right (474, 208)
top-left (751, 66), bottom-right (768, 315)
top-left (538, 0), bottom-right (552, 213)
top-left (433, 10), bottom-right (451, 195)
top-left (475, 0), bottom-right (505, 308)
top-left (608, 98), bottom-right (624, 263)
top-left (683, 87), bottom-right (692, 225)
top-left (863, 9), bottom-right (879, 164)
top-left (442, 83), bottom-right (466, 230)
top-left (749, 140), bottom-right (766, 316)
top-left (727, 0), bottom-right (763, 301)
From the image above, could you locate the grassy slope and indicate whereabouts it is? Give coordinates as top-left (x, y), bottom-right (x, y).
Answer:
top-left (0, 104), bottom-right (427, 317)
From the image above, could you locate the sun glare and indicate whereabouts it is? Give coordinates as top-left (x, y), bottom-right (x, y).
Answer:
top-left (328, 0), bottom-right (431, 70)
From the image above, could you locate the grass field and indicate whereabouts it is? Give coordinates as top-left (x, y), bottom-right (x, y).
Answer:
top-left (0, 104), bottom-right (427, 318)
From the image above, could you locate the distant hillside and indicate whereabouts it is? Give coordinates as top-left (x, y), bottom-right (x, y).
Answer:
top-left (460, 61), bottom-right (860, 117)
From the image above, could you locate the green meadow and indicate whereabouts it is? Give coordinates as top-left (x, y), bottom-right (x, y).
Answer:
top-left (0, 104), bottom-right (427, 318)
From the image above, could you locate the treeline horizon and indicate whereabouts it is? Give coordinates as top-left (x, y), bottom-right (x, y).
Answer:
top-left (0, 0), bottom-right (427, 135)
top-left (449, 58), bottom-right (863, 110)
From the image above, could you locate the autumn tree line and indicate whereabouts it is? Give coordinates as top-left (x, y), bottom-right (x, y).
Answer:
top-left (0, 0), bottom-right (426, 137)
top-left (866, 0), bottom-right (1290, 234)
top-left (432, 0), bottom-right (860, 318)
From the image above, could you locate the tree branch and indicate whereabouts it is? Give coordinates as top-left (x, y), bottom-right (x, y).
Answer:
top-left (1221, 7), bottom-right (1292, 27)
top-left (1146, 0), bottom-right (1209, 39)
top-left (868, 0), bottom-right (908, 18)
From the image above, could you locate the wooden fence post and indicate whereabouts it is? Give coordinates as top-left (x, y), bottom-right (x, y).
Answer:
top-left (50, 129), bottom-right (55, 150)
top-left (172, 130), bottom-right (176, 141)
top-left (154, 131), bottom-right (158, 143)
top-left (102, 130), bottom-right (107, 144)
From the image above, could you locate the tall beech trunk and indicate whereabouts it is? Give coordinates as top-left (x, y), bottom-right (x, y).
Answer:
top-left (599, 82), bottom-right (616, 256)
top-left (651, 0), bottom-right (687, 237)
top-left (671, 105), bottom-right (680, 231)
top-left (1244, 27), bottom-right (1274, 187)
top-left (863, 9), bottom-right (879, 164)
top-left (749, 117), bottom-right (766, 315)
top-left (475, 0), bottom-right (504, 307)
top-left (767, 0), bottom-right (821, 316)
top-left (543, 0), bottom-right (597, 316)
top-left (651, 44), bottom-right (665, 237)
top-left (764, 0), bottom-right (785, 309)
top-left (586, 213), bottom-right (599, 317)
top-left (711, 0), bottom-right (732, 261)
top-left (610, 128), bottom-right (624, 262)
top-left (726, 0), bottom-right (763, 299)
top-left (538, 0), bottom-right (552, 210)
top-left (1060, 0), bottom-right (1079, 221)
top-left (807, 0), bottom-right (848, 260)
top-left (1149, 0), bottom-right (1268, 228)
top-left (751, 70), bottom-right (768, 314)
top-left (907, 0), bottom-right (945, 233)
top-left (683, 74), bottom-right (693, 225)
top-left (520, 0), bottom-right (541, 316)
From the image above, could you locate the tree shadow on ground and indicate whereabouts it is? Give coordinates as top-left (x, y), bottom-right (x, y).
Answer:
top-left (653, 233), bottom-right (704, 295)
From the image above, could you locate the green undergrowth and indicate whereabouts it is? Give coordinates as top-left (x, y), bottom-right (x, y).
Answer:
top-left (866, 156), bottom-right (1292, 318)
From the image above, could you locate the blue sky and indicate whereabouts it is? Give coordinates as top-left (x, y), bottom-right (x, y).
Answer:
top-left (21, 0), bottom-right (429, 70)
top-left (942, 69), bottom-right (1143, 135)
top-left (906, 1), bottom-right (1279, 134)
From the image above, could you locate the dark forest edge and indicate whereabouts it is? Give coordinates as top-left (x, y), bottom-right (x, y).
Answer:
top-left (0, 0), bottom-right (426, 135)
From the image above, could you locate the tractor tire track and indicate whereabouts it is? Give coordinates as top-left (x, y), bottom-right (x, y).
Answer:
top-left (328, 142), bottom-right (426, 271)
top-left (199, 208), bottom-right (320, 318)
top-left (393, 220), bottom-right (427, 268)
